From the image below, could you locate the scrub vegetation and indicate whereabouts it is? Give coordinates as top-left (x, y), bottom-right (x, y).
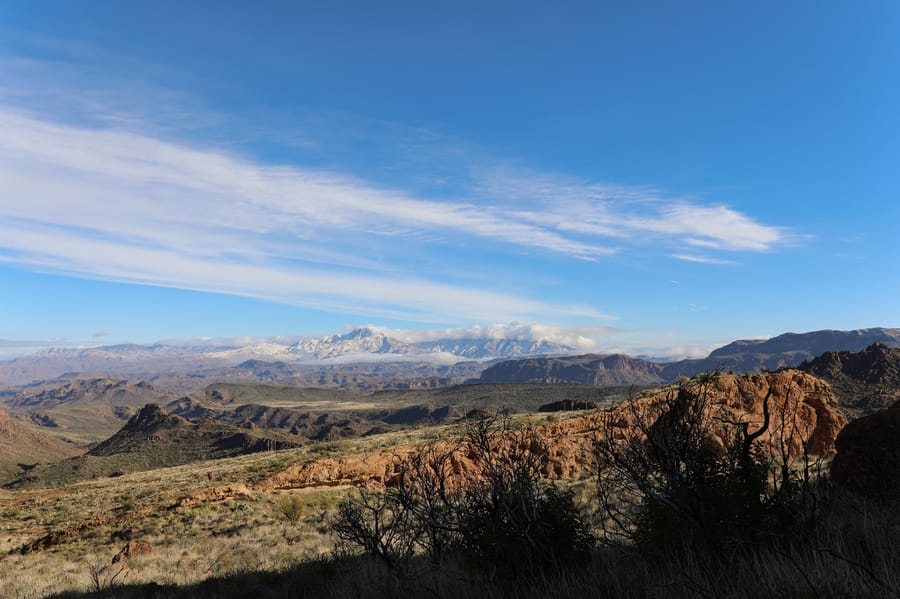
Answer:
top-left (0, 376), bottom-right (897, 598)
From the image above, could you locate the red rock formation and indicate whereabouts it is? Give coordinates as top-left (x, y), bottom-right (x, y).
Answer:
top-left (634, 370), bottom-right (847, 457)
top-left (260, 371), bottom-right (846, 493)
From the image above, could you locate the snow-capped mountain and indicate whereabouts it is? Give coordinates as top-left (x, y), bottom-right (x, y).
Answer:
top-left (0, 327), bottom-right (580, 385)
top-left (287, 328), bottom-right (424, 359)
top-left (412, 337), bottom-right (576, 360)
top-left (202, 328), bottom-right (577, 362)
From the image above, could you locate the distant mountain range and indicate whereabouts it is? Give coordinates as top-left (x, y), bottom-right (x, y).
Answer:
top-left (209, 327), bottom-right (579, 362)
top-left (478, 328), bottom-right (900, 385)
top-left (0, 327), bottom-right (577, 385)
top-left (1, 327), bottom-right (898, 390)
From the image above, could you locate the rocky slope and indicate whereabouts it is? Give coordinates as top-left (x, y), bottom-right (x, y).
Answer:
top-left (7, 378), bottom-right (172, 410)
top-left (3, 378), bottom-right (175, 443)
top-left (0, 408), bottom-right (82, 481)
top-left (799, 342), bottom-right (900, 417)
top-left (479, 354), bottom-right (665, 385)
top-left (4, 404), bottom-right (301, 488)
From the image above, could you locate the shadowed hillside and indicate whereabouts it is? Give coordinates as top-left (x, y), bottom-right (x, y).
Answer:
top-left (4, 378), bottom-right (175, 443)
top-left (0, 407), bottom-right (82, 480)
top-left (799, 342), bottom-right (900, 417)
top-left (4, 404), bottom-right (300, 489)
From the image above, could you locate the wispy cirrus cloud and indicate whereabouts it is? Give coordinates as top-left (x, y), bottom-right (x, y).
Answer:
top-left (0, 216), bottom-right (605, 323)
top-left (0, 98), bottom-right (790, 324)
top-left (474, 168), bottom-right (788, 253)
top-left (671, 254), bottom-right (739, 266)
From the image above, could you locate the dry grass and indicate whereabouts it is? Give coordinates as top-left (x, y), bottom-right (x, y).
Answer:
top-left (1, 411), bottom-right (897, 599)
top-left (0, 444), bottom-right (351, 597)
top-left (0, 418), bottom-right (489, 597)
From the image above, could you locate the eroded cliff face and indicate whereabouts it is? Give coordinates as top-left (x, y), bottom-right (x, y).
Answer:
top-left (259, 370), bottom-right (847, 492)
top-left (831, 399), bottom-right (900, 498)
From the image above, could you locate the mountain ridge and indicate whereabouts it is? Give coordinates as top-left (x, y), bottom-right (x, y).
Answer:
top-left (2, 327), bottom-right (898, 389)
top-left (478, 328), bottom-right (900, 386)
top-left (0, 327), bottom-right (577, 385)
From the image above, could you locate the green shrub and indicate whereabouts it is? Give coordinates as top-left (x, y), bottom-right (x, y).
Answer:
top-left (276, 494), bottom-right (304, 526)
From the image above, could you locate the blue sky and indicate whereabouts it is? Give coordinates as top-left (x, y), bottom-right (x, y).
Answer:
top-left (1, 1), bottom-right (898, 358)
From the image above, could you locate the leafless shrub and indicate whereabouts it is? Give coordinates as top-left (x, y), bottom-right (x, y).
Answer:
top-left (331, 412), bottom-right (593, 581)
top-left (594, 373), bottom-right (818, 555)
top-left (87, 561), bottom-right (130, 592)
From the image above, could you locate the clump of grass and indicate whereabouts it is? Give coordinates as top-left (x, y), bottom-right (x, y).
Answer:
top-left (276, 494), bottom-right (304, 526)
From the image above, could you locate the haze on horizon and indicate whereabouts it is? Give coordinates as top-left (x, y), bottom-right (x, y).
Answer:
top-left (1, 2), bottom-right (898, 358)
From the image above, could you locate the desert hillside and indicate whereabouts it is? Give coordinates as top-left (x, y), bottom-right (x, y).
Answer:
top-left (0, 408), bottom-right (82, 480)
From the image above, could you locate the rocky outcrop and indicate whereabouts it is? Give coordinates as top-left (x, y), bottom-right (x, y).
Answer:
top-left (87, 404), bottom-right (188, 456)
top-left (801, 342), bottom-right (900, 385)
top-left (799, 343), bottom-right (900, 417)
top-left (661, 370), bottom-right (845, 457)
top-left (831, 400), bottom-right (900, 498)
top-left (261, 371), bottom-right (846, 492)
top-left (112, 541), bottom-right (153, 564)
